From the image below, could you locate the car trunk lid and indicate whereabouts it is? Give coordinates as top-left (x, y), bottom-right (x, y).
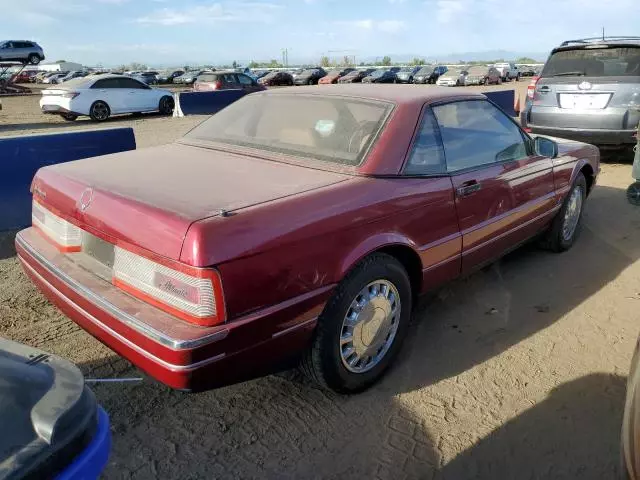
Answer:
top-left (32, 143), bottom-right (349, 260)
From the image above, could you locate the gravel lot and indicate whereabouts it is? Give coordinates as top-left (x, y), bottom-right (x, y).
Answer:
top-left (1, 81), bottom-right (638, 479)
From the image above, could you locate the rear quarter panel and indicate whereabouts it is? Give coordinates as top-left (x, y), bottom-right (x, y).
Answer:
top-left (549, 138), bottom-right (600, 198)
top-left (181, 177), bottom-right (460, 319)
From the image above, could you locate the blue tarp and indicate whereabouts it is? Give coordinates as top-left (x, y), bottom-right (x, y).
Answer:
top-left (485, 90), bottom-right (516, 117)
top-left (174, 90), bottom-right (247, 116)
top-left (0, 127), bottom-right (136, 231)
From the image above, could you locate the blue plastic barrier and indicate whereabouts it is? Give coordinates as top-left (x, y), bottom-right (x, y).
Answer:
top-left (174, 90), bottom-right (247, 116)
top-left (0, 127), bottom-right (136, 231)
top-left (485, 90), bottom-right (516, 117)
top-left (56, 407), bottom-right (111, 480)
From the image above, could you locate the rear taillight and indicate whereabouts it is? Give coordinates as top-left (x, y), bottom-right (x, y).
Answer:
top-left (62, 92), bottom-right (80, 99)
top-left (527, 76), bottom-right (539, 100)
top-left (112, 247), bottom-right (225, 326)
top-left (31, 200), bottom-right (82, 252)
top-left (31, 200), bottom-right (225, 326)
top-left (212, 80), bottom-right (223, 90)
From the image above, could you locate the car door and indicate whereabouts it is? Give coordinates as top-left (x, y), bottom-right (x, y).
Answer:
top-left (401, 107), bottom-right (463, 290)
top-left (119, 77), bottom-right (153, 111)
top-left (432, 99), bottom-right (556, 272)
top-left (0, 42), bottom-right (16, 61)
top-left (91, 78), bottom-right (125, 113)
top-left (236, 73), bottom-right (261, 92)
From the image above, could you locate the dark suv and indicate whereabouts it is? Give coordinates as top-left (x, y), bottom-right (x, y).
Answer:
top-left (521, 36), bottom-right (640, 149)
top-left (293, 68), bottom-right (327, 85)
top-left (413, 65), bottom-right (448, 84)
top-left (0, 40), bottom-right (45, 64)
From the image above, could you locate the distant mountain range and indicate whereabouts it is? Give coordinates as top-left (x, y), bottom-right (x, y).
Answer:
top-left (356, 50), bottom-right (548, 64)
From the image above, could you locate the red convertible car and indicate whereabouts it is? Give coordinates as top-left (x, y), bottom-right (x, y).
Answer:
top-left (16, 85), bottom-right (599, 393)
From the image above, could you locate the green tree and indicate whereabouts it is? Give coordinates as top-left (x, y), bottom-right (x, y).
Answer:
top-left (381, 56), bottom-right (392, 66)
top-left (320, 56), bottom-right (331, 68)
top-left (411, 57), bottom-right (426, 66)
top-left (516, 56), bottom-right (537, 63)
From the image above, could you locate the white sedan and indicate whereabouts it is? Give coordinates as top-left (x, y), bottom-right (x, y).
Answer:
top-left (39, 74), bottom-right (174, 122)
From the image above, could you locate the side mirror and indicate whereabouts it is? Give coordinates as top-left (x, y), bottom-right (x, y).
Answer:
top-left (534, 136), bottom-right (558, 158)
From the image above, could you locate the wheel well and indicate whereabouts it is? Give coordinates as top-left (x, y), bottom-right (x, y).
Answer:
top-left (580, 164), bottom-right (595, 195)
top-left (377, 245), bottom-right (422, 297)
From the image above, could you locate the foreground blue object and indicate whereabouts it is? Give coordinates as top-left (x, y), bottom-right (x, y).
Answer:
top-left (0, 128), bottom-right (136, 231)
top-left (485, 90), bottom-right (516, 117)
top-left (173, 89), bottom-right (247, 116)
top-left (56, 408), bottom-right (111, 480)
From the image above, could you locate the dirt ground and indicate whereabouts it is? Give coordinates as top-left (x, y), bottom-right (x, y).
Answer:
top-left (1, 81), bottom-right (639, 479)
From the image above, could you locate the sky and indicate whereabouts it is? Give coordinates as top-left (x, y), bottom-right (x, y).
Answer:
top-left (4, 0), bottom-right (640, 67)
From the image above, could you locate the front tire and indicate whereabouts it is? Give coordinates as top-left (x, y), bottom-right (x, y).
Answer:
top-left (300, 253), bottom-right (412, 393)
top-left (627, 182), bottom-right (640, 206)
top-left (158, 95), bottom-right (174, 115)
top-left (541, 173), bottom-right (587, 252)
top-left (89, 101), bottom-right (110, 122)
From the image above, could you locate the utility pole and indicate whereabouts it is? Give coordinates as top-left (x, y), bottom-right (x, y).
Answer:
top-left (281, 48), bottom-right (289, 67)
top-left (602, 27), bottom-right (605, 40)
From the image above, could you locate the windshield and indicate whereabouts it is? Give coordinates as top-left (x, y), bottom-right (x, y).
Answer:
top-left (370, 69), bottom-right (386, 78)
top-left (183, 94), bottom-right (392, 166)
top-left (443, 69), bottom-right (462, 77)
top-left (301, 69), bottom-right (318, 75)
top-left (417, 67), bottom-right (433, 75)
top-left (542, 46), bottom-right (640, 77)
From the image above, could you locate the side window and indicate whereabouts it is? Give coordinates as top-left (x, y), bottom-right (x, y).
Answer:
top-left (404, 108), bottom-right (446, 175)
top-left (433, 100), bottom-right (528, 172)
top-left (92, 79), bottom-right (112, 88)
top-left (237, 74), bottom-right (253, 85)
top-left (119, 78), bottom-right (146, 89)
top-left (223, 73), bottom-right (237, 84)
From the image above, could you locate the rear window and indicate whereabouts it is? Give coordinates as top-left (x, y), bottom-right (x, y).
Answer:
top-left (183, 94), bottom-right (393, 166)
top-left (542, 46), bottom-right (640, 77)
top-left (197, 74), bottom-right (219, 82)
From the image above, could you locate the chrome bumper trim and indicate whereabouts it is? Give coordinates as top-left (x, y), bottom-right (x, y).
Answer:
top-left (19, 255), bottom-right (226, 372)
top-left (16, 232), bottom-right (228, 351)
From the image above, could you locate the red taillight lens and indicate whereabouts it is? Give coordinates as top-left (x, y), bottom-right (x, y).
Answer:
top-left (212, 80), bottom-right (222, 90)
top-left (527, 76), bottom-right (539, 100)
top-left (62, 92), bottom-right (80, 99)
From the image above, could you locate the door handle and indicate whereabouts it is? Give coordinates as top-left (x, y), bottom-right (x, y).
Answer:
top-left (456, 180), bottom-right (481, 197)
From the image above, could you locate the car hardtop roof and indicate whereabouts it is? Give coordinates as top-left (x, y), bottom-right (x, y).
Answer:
top-left (262, 84), bottom-right (485, 105)
top-left (555, 36), bottom-right (640, 51)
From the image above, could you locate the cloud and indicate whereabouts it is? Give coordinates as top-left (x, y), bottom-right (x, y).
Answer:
top-left (435, 0), bottom-right (466, 24)
top-left (96, 0), bottom-right (130, 4)
top-left (136, 1), bottom-right (282, 25)
top-left (334, 19), bottom-right (405, 33)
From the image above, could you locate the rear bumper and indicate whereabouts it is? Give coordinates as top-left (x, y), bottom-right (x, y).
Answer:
top-left (527, 125), bottom-right (637, 146)
top-left (41, 105), bottom-right (73, 114)
top-left (16, 228), bottom-right (331, 391)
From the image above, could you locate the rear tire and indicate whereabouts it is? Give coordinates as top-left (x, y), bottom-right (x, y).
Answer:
top-left (300, 253), bottom-right (412, 393)
top-left (89, 101), bottom-right (110, 122)
top-left (540, 173), bottom-right (587, 252)
top-left (60, 113), bottom-right (77, 122)
top-left (28, 54), bottom-right (41, 65)
top-left (158, 95), bottom-right (174, 115)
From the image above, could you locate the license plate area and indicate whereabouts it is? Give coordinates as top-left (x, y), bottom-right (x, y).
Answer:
top-left (558, 93), bottom-right (611, 110)
top-left (82, 231), bottom-right (115, 268)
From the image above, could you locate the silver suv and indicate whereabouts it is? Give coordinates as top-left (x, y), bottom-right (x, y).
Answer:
top-left (0, 40), bottom-right (45, 65)
top-left (522, 36), bottom-right (640, 149)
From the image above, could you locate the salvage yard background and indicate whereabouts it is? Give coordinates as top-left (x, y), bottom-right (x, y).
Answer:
top-left (1, 82), bottom-right (638, 479)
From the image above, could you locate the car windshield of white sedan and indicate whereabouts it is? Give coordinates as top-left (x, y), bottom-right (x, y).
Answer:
top-left (184, 94), bottom-right (392, 165)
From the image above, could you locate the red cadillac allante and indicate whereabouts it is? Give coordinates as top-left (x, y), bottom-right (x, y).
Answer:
top-left (16, 85), bottom-right (599, 393)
